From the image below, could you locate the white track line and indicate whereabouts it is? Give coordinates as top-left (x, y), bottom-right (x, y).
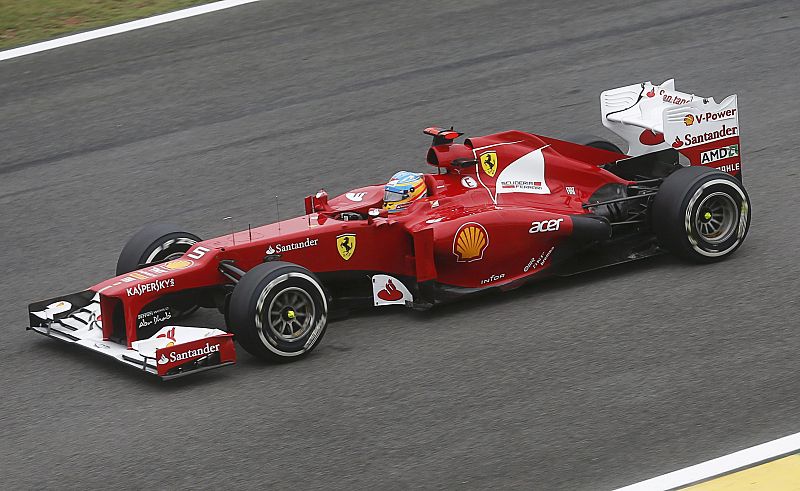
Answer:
top-left (616, 431), bottom-right (800, 490)
top-left (0, 0), bottom-right (260, 62)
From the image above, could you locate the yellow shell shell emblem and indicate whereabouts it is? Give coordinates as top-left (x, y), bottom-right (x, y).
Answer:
top-left (163, 259), bottom-right (194, 270)
top-left (453, 222), bottom-right (488, 262)
top-left (336, 233), bottom-right (356, 261)
top-left (480, 151), bottom-right (498, 177)
top-left (683, 114), bottom-right (695, 126)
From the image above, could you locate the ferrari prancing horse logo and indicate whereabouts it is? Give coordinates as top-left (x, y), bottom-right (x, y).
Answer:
top-left (480, 151), bottom-right (498, 177)
top-left (336, 233), bottom-right (356, 261)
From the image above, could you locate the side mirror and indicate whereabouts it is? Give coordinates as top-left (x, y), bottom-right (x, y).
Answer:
top-left (304, 190), bottom-right (330, 213)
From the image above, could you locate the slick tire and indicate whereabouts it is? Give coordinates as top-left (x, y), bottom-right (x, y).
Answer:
top-left (572, 134), bottom-right (624, 154)
top-left (652, 166), bottom-right (750, 263)
top-left (116, 223), bottom-right (202, 320)
top-left (116, 223), bottom-right (201, 275)
top-left (228, 262), bottom-right (328, 362)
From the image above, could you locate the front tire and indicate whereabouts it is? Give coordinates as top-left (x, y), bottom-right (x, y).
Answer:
top-left (116, 223), bottom-right (201, 275)
top-left (228, 262), bottom-right (329, 362)
top-left (652, 166), bottom-right (750, 262)
top-left (116, 223), bottom-right (202, 326)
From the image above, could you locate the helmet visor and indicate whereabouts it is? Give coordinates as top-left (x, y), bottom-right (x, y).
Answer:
top-left (384, 189), bottom-right (408, 203)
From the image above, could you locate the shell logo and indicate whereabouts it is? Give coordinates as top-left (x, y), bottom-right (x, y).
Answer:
top-left (683, 114), bottom-right (695, 126)
top-left (453, 222), bottom-right (489, 262)
top-left (163, 259), bottom-right (194, 270)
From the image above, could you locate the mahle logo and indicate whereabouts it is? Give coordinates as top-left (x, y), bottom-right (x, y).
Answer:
top-left (700, 144), bottom-right (739, 165)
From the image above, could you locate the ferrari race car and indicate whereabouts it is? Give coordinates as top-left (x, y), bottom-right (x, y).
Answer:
top-left (28, 79), bottom-right (750, 380)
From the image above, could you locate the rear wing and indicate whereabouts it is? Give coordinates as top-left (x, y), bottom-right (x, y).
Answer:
top-left (601, 79), bottom-right (741, 178)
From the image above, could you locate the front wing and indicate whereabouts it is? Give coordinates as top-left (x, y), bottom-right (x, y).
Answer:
top-left (28, 290), bottom-right (235, 380)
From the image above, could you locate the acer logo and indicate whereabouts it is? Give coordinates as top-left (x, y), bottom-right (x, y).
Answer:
top-left (529, 218), bottom-right (563, 234)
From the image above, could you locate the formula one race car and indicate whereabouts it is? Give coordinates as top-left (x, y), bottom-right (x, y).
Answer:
top-left (28, 79), bottom-right (750, 379)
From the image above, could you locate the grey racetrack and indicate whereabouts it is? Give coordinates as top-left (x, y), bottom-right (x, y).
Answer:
top-left (1, 1), bottom-right (798, 489)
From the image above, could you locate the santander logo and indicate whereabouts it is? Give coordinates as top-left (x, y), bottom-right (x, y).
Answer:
top-left (672, 136), bottom-right (684, 148)
top-left (372, 274), bottom-right (413, 306)
top-left (377, 279), bottom-right (404, 302)
top-left (646, 87), bottom-right (655, 98)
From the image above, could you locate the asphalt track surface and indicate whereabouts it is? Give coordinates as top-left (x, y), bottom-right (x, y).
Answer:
top-left (1, 1), bottom-right (798, 489)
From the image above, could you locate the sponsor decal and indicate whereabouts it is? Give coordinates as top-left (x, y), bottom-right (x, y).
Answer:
top-left (690, 108), bottom-right (737, 125)
top-left (461, 176), bottom-right (478, 188)
top-left (31, 300), bottom-right (72, 319)
top-left (529, 218), bottom-right (563, 234)
top-left (480, 273), bottom-right (505, 285)
top-left (639, 129), bottom-right (665, 146)
top-left (94, 343), bottom-right (110, 349)
top-left (431, 200), bottom-right (440, 208)
top-left (163, 259), bottom-right (193, 270)
top-left (679, 125), bottom-right (738, 147)
top-left (700, 144), bottom-right (739, 165)
top-left (660, 91), bottom-right (691, 105)
top-left (346, 192), bottom-right (366, 202)
top-left (495, 147), bottom-right (550, 196)
top-left (524, 246), bottom-right (555, 272)
top-left (162, 342), bottom-right (220, 364)
top-left (372, 274), bottom-right (413, 306)
top-left (126, 278), bottom-right (175, 297)
top-left (137, 307), bottom-right (173, 330)
top-left (187, 246), bottom-right (211, 260)
top-left (500, 179), bottom-right (544, 191)
top-left (265, 237), bottom-right (319, 255)
top-left (453, 222), bottom-right (488, 262)
top-left (378, 280), bottom-right (403, 301)
top-left (565, 186), bottom-right (576, 196)
top-left (718, 162), bottom-right (741, 173)
top-left (480, 151), bottom-right (498, 177)
top-left (336, 233), bottom-right (356, 261)
top-left (425, 217), bottom-right (444, 224)
top-left (117, 259), bottom-right (194, 284)
top-left (646, 87), bottom-right (655, 98)
top-left (672, 136), bottom-right (684, 148)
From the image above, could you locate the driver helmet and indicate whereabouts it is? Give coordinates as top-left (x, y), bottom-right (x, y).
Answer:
top-left (383, 171), bottom-right (427, 213)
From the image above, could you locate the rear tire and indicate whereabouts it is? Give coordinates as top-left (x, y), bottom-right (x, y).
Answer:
top-left (228, 262), bottom-right (329, 362)
top-left (652, 166), bottom-right (750, 262)
top-left (572, 134), bottom-right (624, 154)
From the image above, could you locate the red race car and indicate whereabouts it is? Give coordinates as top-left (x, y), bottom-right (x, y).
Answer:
top-left (28, 80), bottom-right (750, 380)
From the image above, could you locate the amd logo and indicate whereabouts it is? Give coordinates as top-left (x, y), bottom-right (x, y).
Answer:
top-left (700, 144), bottom-right (739, 165)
